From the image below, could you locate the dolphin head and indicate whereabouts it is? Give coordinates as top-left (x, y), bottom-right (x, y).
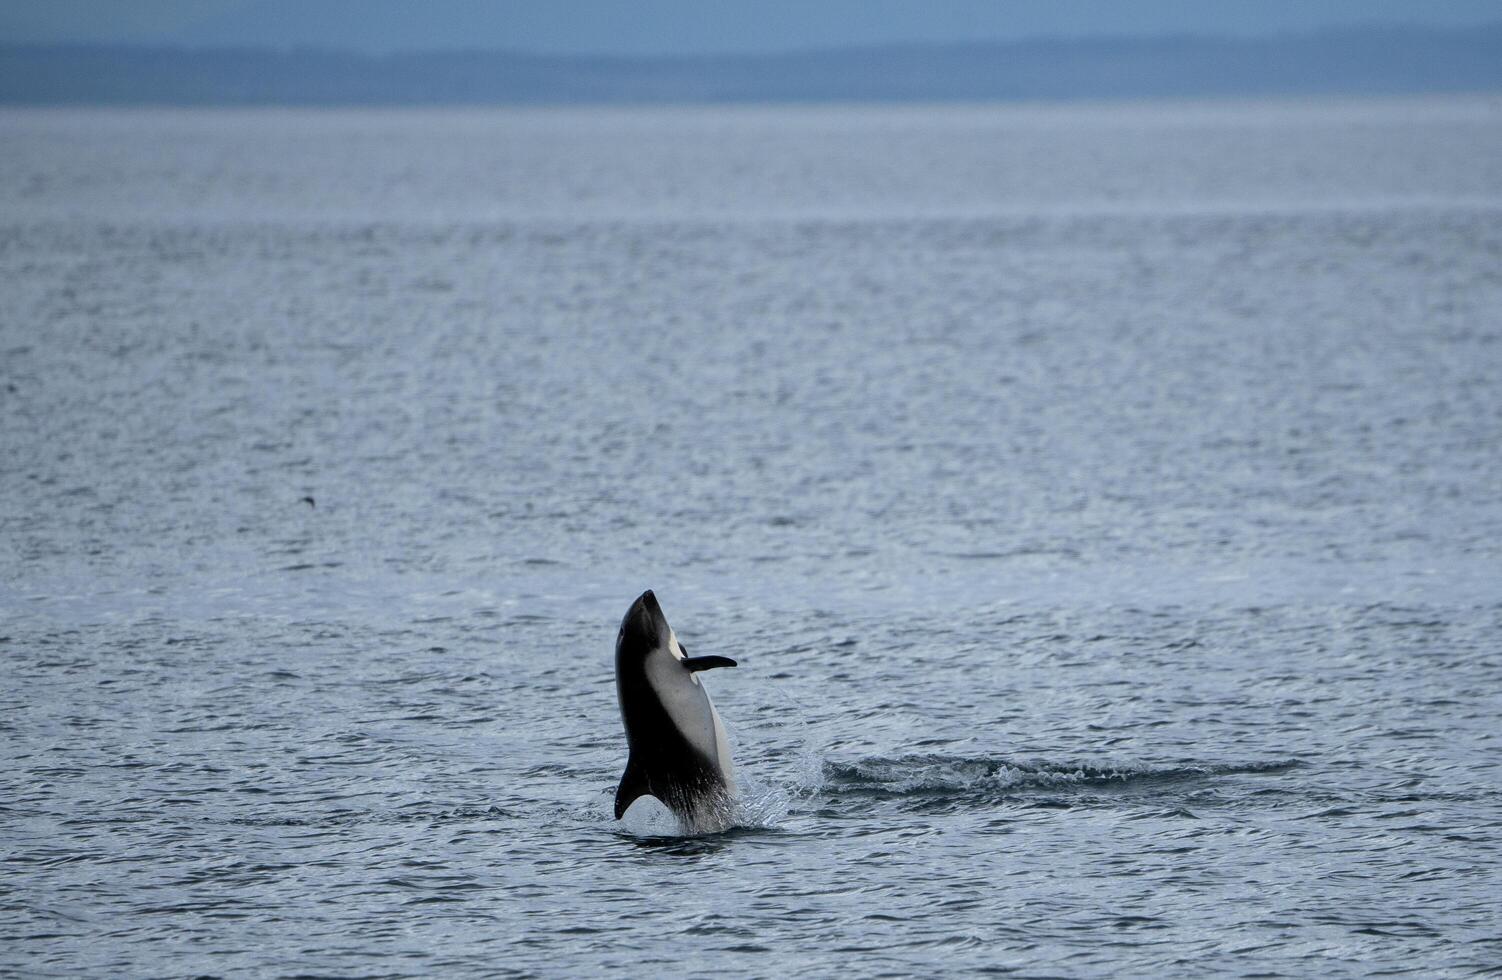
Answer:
top-left (617, 589), bottom-right (667, 661)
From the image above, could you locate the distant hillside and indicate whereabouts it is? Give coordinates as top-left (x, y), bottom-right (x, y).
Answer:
top-left (4, 25), bottom-right (1502, 105)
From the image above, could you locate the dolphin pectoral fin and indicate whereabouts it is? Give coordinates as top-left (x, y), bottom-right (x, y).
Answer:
top-left (680, 655), bottom-right (737, 672)
top-left (615, 757), bottom-right (650, 819)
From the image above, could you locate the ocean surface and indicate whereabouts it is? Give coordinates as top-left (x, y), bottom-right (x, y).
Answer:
top-left (3, 98), bottom-right (1501, 976)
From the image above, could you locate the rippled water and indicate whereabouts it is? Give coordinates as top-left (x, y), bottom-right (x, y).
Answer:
top-left (3, 99), bottom-right (1502, 976)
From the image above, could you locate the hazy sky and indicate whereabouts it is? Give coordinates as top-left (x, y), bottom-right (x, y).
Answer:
top-left (4, 0), bottom-right (1500, 54)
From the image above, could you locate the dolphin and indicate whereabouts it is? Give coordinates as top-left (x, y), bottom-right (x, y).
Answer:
top-left (614, 590), bottom-right (738, 832)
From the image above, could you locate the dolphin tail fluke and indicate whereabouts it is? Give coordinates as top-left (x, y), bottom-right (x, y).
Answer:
top-left (614, 756), bottom-right (650, 819)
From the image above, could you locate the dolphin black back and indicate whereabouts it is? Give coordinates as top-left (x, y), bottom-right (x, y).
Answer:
top-left (614, 653), bottom-right (727, 823)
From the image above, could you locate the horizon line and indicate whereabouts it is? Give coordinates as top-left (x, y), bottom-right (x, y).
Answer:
top-left (5, 19), bottom-right (1502, 61)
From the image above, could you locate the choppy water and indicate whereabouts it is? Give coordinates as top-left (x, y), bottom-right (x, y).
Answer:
top-left (3, 98), bottom-right (1502, 976)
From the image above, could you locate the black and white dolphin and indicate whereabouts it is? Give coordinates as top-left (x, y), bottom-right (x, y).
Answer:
top-left (614, 590), bottom-right (738, 832)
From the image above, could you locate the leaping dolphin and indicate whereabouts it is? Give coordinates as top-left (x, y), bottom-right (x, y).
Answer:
top-left (613, 590), bottom-right (738, 832)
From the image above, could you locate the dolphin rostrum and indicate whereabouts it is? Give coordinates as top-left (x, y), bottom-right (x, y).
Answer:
top-left (613, 590), bottom-right (738, 832)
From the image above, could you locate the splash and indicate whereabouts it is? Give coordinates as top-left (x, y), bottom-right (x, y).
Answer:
top-left (611, 688), bottom-right (829, 838)
top-left (612, 749), bottom-right (823, 838)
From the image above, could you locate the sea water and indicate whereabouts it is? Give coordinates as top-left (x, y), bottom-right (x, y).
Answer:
top-left (3, 98), bottom-right (1501, 975)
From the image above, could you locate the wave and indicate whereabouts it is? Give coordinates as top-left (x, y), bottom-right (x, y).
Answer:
top-left (223, 803), bottom-right (513, 828)
top-left (820, 753), bottom-right (1299, 800)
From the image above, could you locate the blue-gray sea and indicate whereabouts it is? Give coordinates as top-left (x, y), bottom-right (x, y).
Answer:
top-left (3, 98), bottom-right (1501, 977)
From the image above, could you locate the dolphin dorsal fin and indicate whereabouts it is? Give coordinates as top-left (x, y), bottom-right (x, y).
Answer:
top-left (614, 756), bottom-right (650, 819)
